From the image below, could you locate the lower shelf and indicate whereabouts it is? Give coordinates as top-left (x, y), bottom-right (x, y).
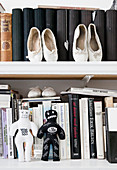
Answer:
top-left (0, 159), bottom-right (117, 170)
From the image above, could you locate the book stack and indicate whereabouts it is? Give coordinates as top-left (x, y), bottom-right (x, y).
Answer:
top-left (0, 84), bottom-right (21, 159)
top-left (61, 87), bottom-right (117, 161)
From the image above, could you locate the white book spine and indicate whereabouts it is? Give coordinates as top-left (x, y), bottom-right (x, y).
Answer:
top-left (42, 101), bottom-right (51, 124)
top-left (6, 108), bottom-right (14, 159)
top-left (58, 103), bottom-right (66, 159)
top-left (51, 103), bottom-right (59, 123)
top-left (81, 98), bottom-right (90, 159)
top-left (94, 101), bottom-right (104, 159)
top-left (64, 103), bottom-right (71, 159)
top-left (79, 99), bottom-right (84, 159)
top-left (32, 106), bottom-right (43, 159)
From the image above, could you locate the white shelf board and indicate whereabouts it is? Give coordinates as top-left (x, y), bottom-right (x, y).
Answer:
top-left (0, 61), bottom-right (116, 75)
top-left (0, 159), bottom-right (117, 170)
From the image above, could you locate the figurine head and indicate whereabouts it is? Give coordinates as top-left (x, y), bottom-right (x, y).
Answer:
top-left (19, 110), bottom-right (29, 119)
top-left (45, 110), bottom-right (57, 122)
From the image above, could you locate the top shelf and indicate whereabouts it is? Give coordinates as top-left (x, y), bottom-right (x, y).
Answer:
top-left (0, 61), bottom-right (117, 79)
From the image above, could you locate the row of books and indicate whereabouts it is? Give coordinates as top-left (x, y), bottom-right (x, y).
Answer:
top-left (0, 85), bottom-right (21, 159)
top-left (1, 84), bottom-right (117, 163)
top-left (1, 7), bottom-right (117, 61)
top-left (61, 87), bottom-right (117, 163)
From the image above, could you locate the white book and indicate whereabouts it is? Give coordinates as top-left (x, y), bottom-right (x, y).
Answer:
top-left (94, 101), bottom-right (104, 159)
top-left (32, 105), bottom-right (43, 159)
top-left (6, 108), bottom-right (14, 159)
top-left (0, 84), bottom-right (10, 90)
top-left (64, 103), bottom-right (71, 159)
top-left (42, 101), bottom-right (51, 124)
top-left (58, 103), bottom-right (66, 160)
top-left (79, 99), bottom-right (84, 159)
top-left (61, 87), bottom-right (117, 97)
top-left (81, 98), bottom-right (90, 159)
top-left (51, 102), bottom-right (59, 123)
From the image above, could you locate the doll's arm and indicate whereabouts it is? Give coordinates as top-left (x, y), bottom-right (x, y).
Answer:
top-left (37, 125), bottom-right (44, 139)
top-left (10, 122), bottom-right (18, 136)
top-left (30, 122), bottom-right (38, 137)
top-left (57, 125), bottom-right (65, 140)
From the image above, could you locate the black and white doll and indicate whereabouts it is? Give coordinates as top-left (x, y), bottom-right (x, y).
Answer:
top-left (37, 110), bottom-right (65, 161)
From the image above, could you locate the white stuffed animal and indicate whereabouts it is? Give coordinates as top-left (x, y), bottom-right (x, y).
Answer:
top-left (10, 110), bottom-right (38, 162)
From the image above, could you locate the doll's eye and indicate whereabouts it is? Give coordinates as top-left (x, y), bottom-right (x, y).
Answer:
top-left (47, 112), bottom-right (49, 115)
top-left (52, 111), bottom-right (54, 114)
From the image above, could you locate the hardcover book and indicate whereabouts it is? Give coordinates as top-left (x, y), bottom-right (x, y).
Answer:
top-left (68, 94), bottom-right (81, 159)
top-left (106, 10), bottom-right (117, 61)
top-left (81, 10), bottom-right (93, 27)
top-left (2, 108), bottom-right (8, 159)
top-left (88, 98), bottom-right (97, 158)
top-left (12, 8), bottom-right (24, 61)
top-left (23, 8), bottom-right (34, 61)
top-left (34, 8), bottom-right (46, 33)
top-left (57, 9), bottom-right (68, 61)
top-left (46, 9), bottom-right (57, 37)
top-left (105, 107), bottom-right (117, 163)
top-left (1, 13), bottom-right (12, 61)
top-left (94, 10), bottom-right (106, 61)
top-left (94, 101), bottom-right (104, 159)
top-left (68, 10), bottom-right (81, 61)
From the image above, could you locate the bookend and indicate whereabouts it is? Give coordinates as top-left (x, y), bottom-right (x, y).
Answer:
top-left (37, 109), bottom-right (65, 161)
top-left (10, 110), bottom-right (38, 162)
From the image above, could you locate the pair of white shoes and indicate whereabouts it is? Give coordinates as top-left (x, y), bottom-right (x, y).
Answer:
top-left (27, 27), bottom-right (58, 62)
top-left (28, 86), bottom-right (56, 98)
top-left (73, 23), bottom-right (102, 62)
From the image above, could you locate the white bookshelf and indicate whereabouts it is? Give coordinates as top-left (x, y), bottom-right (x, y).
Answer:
top-left (0, 62), bottom-right (117, 168)
top-left (0, 159), bottom-right (117, 170)
top-left (0, 62), bottom-right (117, 79)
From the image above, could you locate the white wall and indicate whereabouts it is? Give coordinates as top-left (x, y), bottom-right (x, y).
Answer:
top-left (1, 0), bottom-right (113, 12)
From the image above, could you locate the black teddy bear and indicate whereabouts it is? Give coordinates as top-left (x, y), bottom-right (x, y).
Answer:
top-left (37, 109), bottom-right (65, 161)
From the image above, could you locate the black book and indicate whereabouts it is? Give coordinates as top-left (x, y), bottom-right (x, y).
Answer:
top-left (34, 8), bottom-right (46, 33)
top-left (11, 93), bottom-right (18, 159)
top-left (81, 10), bottom-right (93, 27)
top-left (12, 8), bottom-right (24, 61)
top-left (68, 94), bottom-right (81, 159)
top-left (68, 10), bottom-right (81, 61)
top-left (46, 9), bottom-right (57, 37)
top-left (94, 10), bottom-right (106, 61)
top-left (106, 10), bottom-right (117, 61)
top-left (57, 9), bottom-right (68, 61)
top-left (88, 98), bottom-right (97, 159)
top-left (105, 108), bottom-right (117, 163)
top-left (23, 8), bottom-right (34, 61)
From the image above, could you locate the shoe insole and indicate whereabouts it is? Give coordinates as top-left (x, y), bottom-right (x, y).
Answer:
top-left (29, 30), bottom-right (40, 52)
top-left (90, 26), bottom-right (99, 51)
top-left (44, 30), bottom-right (55, 51)
top-left (76, 26), bottom-right (85, 50)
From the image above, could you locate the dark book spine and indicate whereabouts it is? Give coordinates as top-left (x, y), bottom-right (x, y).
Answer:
top-left (34, 8), bottom-right (46, 33)
top-left (12, 8), bottom-right (24, 61)
top-left (23, 8), bottom-right (34, 61)
top-left (68, 94), bottom-right (81, 159)
top-left (88, 98), bottom-right (97, 158)
top-left (94, 10), bottom-right (106, 61)
top-left (68, 10), bottom-right (81, 61)
top-left (81, 10), bottom-right (93, 27)
top-left (106, 10), bottom-right (117, 61)
top-left (11, 93), bottom-right (18, 159)
top-left (46, 9), bottom-right (57, 37)
top-left (57, 9), bottom-right (68, 61)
